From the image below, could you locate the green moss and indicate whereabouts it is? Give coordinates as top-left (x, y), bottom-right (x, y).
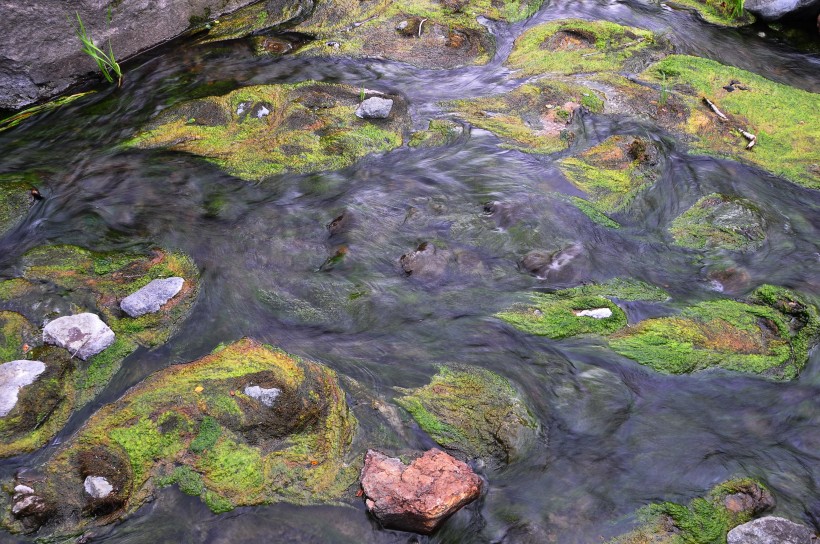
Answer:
top-left (190, 416), bottom-right (222, 454)
top-left (641, 56), bottom-right (820, 189)
top-left (75, 337), bottom-right (138, 407)
top-left (667, 0), bottom-right (754, 27)
top-left (395, 364), bottom-right (539, 464)
top-left (0, 311), bottom-right (35, 361)
top-left (156, 466), bottom-right (205, 496)
top-left (0, 179), bottom-right (32, 235)
top-left (128, 82), bottom-right (408, 181)
top-left (408, 119), bottom-right (463, 147)
top-left (0, 92), bottom-right (94, 133)
top-left (568, 196), bottom-right (621, 228)
top-left (506, 20), bottom-right (659, 77)
top-left (669, 193), bottom-right (766, 251)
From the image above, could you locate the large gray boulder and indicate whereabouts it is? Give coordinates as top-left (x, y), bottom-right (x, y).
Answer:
top-left (744, 0), bottom-right (820, 20)
top-left (0, 0), bottom-right (306, 110)
top-left (0, 360), bottom-right (46, 417)
top-left (727, 516), bottom-right (816, 544)
top-left (120, 277), bottom-right (184, 317)
top-left (43, 313), bottom-right (115, 360)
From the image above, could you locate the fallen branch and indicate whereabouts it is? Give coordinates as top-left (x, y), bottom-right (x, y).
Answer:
top-left (418, 18), bottom-right (427, 38)
top-left (738, 128), bottom-right (757, 150)
top-left (702, 97), bottom-right (728, 120)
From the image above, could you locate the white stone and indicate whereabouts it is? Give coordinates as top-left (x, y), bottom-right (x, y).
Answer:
top-left (84, 476), bottom-right (113, 499)
top-left (244, 385), bottom-right (281, 407)
top-left (43, 313), bottom-right (115, 360)
top-left (0, 360), bottom-right (46, 417)
top-left (727, 516), bottom-right (814, 544)
top-left (12, 495), bottom-right (38, 515)
top-left (120, 277), bottom-right (184, 317)
top-left (13, 485), bottom-right (33, 495)
top-left (355, 97), bottom-right (393, 119)
top-left (575, 308), bottom-right (613, 319)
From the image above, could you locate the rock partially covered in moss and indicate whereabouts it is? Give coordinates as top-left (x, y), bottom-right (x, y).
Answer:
top-left (609, 479), bottom-right (774, 544)
top-left (409, 119), bottom-right (464, 148)
top-left (497, 279), bottom-right (668, 339)
top-left (129, 83), bottom-right (408, 181)
top-left (666, 0), bottom-right (754, 27)
top-left (506, 20), bottom-right (666, 77)
top-left (0, 246), bottom-right (199, 458)
top-left (0, 174), bottom-right (38, 236)
top-left (395, 365), bottom-right (539, 465)
top-left (446, 79), bottom-right (604, 154)
top-left (669, 193), bottom-right (766, 251)
top-left (610, 286), bottom-right (819, 379)
top-left (2, 339), bottom-right (358, 537)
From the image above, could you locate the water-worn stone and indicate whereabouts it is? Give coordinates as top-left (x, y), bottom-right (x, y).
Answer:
top-left (360, 449), bottom-right (482, 534)
top-left (120, 277), bottom-right (185, 318)
top-left (83, 476), bottom-right (113, 499)
top-left (0, 360), bottom-right (46, 417)
top-left (42, 313), bottom-right (115, 360)
top-left (355, 97), bottom-right (394, 119)
top-left (243, 385), bottom-right (281, 407)
top-left (727, 516), bottom-right (816, 544)
top-left (744, 0), bottom-right (820, 21)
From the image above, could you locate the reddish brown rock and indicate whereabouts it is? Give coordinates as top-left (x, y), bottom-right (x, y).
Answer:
top-left (360, 449), bottom-right (482, 534)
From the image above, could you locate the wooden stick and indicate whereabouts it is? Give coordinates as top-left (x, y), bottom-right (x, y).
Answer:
top-left (702, 97), bottom-right (728, 120)
top-left (739, 128), bottom-right (757, 150)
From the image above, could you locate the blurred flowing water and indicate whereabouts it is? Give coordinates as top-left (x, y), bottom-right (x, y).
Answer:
top-left (0, 0), bottom-right (818, 542)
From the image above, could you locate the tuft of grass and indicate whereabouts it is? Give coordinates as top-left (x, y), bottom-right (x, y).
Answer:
top-left (73, 12), bottom-right (122, 87)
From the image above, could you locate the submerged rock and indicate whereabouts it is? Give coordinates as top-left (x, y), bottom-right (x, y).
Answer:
top-left (42, 314), bottom-right (116, 361)
top-left (395, 365), bottom-right (540, 464)
top-left (669, 194), bottom-right (767, 251)
top-left (120, 277), bottom-right (185, 317)
top-left (360, 449), bottom-right (482, 534)
top-left (0, 360), bottom-right (46, 417)
top-left (727, 516), bottom-right (816, 544)
top-left (355, 97), bottom-right (393, 119)
top-left (0, 174), bottom-right (37, 236)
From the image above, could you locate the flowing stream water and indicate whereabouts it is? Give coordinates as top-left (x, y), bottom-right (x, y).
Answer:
top-left (0, 0), bottom-right (818, 542)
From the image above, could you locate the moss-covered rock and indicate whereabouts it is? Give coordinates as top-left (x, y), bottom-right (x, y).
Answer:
top-left (669, 193), bottom-right (766, 251)
top-left (128, 82), bottom-right (408, 181)
top-left (497, 279), bottom-right (669, 339)
top-left (0, 173), bottom-right (38, 236)
top-left (446, 79), bottom-right (604, 154)
top-left (0, 245), bottom-right (199, 457)
top-left (609, 479), bottom-right (773, 544)
top-left (665, 0), bottom-right (754, 27)
top-left (2, 339), bottom-right (358, 537)
top-left (506, 20), bottom-right (666, 77)
top-left (610, 286), bottom-right (819, 379)
top-left (408, 119), bottom-right (464, 147)
top-left (395, 364), bottom-right (539, 465)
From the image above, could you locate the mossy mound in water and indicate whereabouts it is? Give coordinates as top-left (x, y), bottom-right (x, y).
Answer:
top-left (129, 82), bottom-right (408, 181)
top-left (0, 245), bottom-right (198, 457)
top-left (0, 173), bottom-right (38, 236)
top-left (506, 19), bottom-right (665, 77)
top-left (395, 364), bottom-right (539, 464)
top-left (669, 193), bottom-right (766, 251)
top-left (558, 135), bottom-right (661, 225)
top-left (2, 339), bottom-right (358, 536)
top-left (446, 79), bottom-right (604, 154)
top-left (408, 119), bottom-right (464, 148)
top-left (497, 279), bottom-right (669, 339)
top-left (610, 286), bottom-right (819, 379)
top-left (610, 479), bottom-right (773, 544)
top-left (639, 56), bottom-right (820, 189)
top-left (665, 0), bottom-right (754, 27)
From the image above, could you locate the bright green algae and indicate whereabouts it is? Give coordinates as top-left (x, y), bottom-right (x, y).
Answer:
top-left (0, 245), bottom-right (199, 457)
top-left (395, 364), bottom-right (539, 464)
top-left (609, 479), bottom-right (772, 544)
top-left (128, 82), bottom-right (407, 181)
top-left (1, 339), bottom-right (358, 537)
top-left (665, 0), bottom-right (754, 27)
top-left (669, 193), bottom-right (766, 251)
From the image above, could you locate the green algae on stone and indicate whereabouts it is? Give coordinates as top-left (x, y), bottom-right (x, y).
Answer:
top-left (408, 119), bottom-right (464, 147)
top-left (128, 82), bottom-right (408, 181)
top-left (567, 196), bottom-right (621, 229)
top-left (610, 286), bottom-right (819, 379)
top-left (0, 311), bottom-right (36, 362)
top-left (665, 0), bottom-right (754, 27)
top-left (2, 339), bottom-right (358, 537)
top-left (669, 193), bottom-right (766, 251)
top-left (609, 479), bottom-right (772, 544)
top-left (446, 79), bottom-right (604, 154)
top-left (641, 55), bottom-right (820, 189)
top-left (506, 19), bottom-right (662, 77)
top-left (395, 364), bottom-right (539, 464)
top-left (0, 173), bottom-right (38, 235)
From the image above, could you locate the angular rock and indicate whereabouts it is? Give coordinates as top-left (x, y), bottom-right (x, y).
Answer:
top-left (355, 97), bottom-right (394, 119)
top-left (727, 516), bottom-right (815, 544)
top-left (42, 314), bottom-right (115, 361)
top-left (0, 360), bottom-right (46, 417)
top-left (243, 385), bottom-right (281, 407)
top-left (83, 476), bottom-right (113, 499)
top-left (360, 449), bottom-right (482, 534)
top-left (11, 494), bottom-right (47, 517)
top-left (120, 277), bottom-right (185, 318)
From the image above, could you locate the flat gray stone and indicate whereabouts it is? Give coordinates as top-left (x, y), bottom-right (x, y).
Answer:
top-left (244, 385), bottom-right (281, 407)
top-left (728, 516), bottom-right (815, 544)
top-left (355, 97), bottom-right (393, 119)
top-left (121, 277), bottom-right (185, 317)
top-left (0, 360), bottom-right (46, 417)
top-left (43, 313), bottom-right (115, 361)
top-left (84, 476), bottom-right (113, 499)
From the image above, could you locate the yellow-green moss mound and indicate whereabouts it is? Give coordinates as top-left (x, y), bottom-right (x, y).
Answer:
top-left (609, 479), bottom-right (773, 544)
top-left (669, 193), bottom-right (766, 251)
top-left (0, 245), bottom-right (198, 457)
top-left (395, 364), bottom-right (539, 464)
top-left (506, 19), bottom-right (663, 77)
top-left (2, 339), bottom-right (358, 537)
top-left (666, 0), bottom-right (754, 27)
top-left (128, 82), bottom-right (408, 181)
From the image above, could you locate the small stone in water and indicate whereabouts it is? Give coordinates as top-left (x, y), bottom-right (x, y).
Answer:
top-left (84, 476), bottom-right (113, 499)
top-left (0, 360), bottom-right (46, 417)
top-left (43, 313), bottom-right (116, 360)
top-left (244, 385), bottom-right (281, 407)
top-left (120, 277), bottom-right (184, 317)
top-left (574, 308), bottom-right (613, 319)
top-left (355, 97), bottom-right (393, 119)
